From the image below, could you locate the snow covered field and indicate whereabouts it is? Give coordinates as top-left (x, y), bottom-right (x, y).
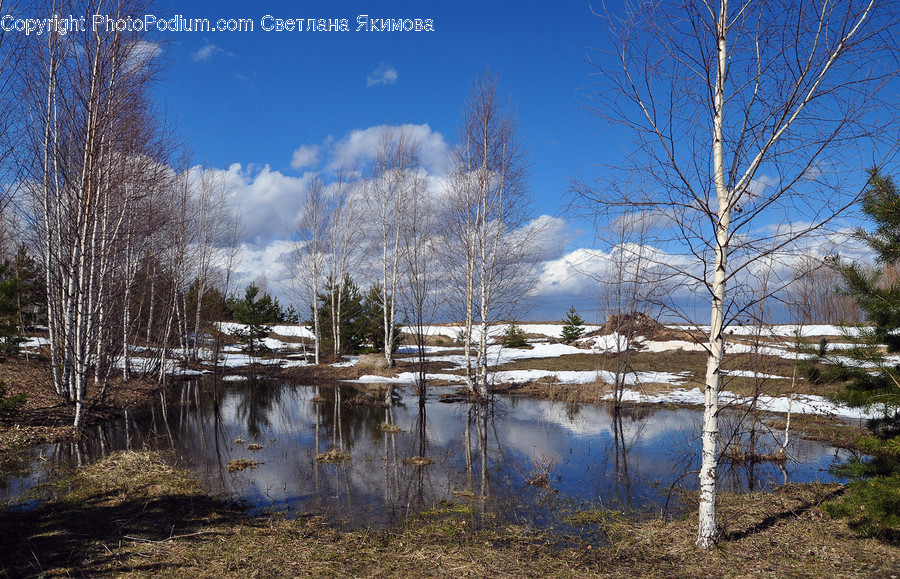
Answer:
top-left (98, 321), bottom-right (878, 420)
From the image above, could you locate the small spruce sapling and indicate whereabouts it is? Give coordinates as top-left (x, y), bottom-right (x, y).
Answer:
top-left (500, 323), bottom-right (529, 348)
top-left (560, 306), bottom-right (586, 343)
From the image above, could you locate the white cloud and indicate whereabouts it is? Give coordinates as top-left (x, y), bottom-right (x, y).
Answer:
top-left (511, 215), bottom-right (570, 263)
top-left (193, 41), bottom-right (232, 62)
top-left (124, 40), bottom-right (161, 73)
top-left (536, 248), bottom-right (611, 297)
top-left (232, 239), bottom-right (295, 297)
top-left (328, 123), bottom-right (450, 174)
top-left (747, 175), bottom-right (780, 197)
top-left (130, 40), bottom-right (161, 60)
top-left (290, 145), bottom-right (320, 170)
top-left (366, 63), bottom-right (398, 87)
top-left (209, 163), bottom-right (314, 247)
top-left (528, 242), bottom-right (705, 320)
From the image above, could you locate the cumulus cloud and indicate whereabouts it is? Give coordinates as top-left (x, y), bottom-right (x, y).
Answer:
top-left (536, 248), bottom-right (611, 298)
top-left (232, 239), bottom-right (296, 296)
top-left (529, 242), bottom-right (706, 320)
top-left (366, 63), bottom-right (398, 87)
top-left (509, 215), bottom-right (571, 263)
top-left (290, 145), bottom-right (320, 170)
top-left (328, 123), bottom-right (451, 174)
top-left (208, 163), bottom-right (314, 248)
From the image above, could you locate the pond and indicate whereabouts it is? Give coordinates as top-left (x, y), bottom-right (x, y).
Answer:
top-left (1, 376), bottom-right (854, 533)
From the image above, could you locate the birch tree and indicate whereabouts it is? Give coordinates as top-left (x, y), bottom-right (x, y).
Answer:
top-left (27, 0), bottom-right (165, 429)
top-left (324, 167), bottom-right (362, 357)
top-left (0, 0), bottom-right (24, 219)
top-left (291, 175), bottom-right (329, 364)
top-left (577, 0), bottom-right (898, 548)
top-left (444, 73), bottom-right (535, 398)
top-left (400, 170), bottom-right (439, 401)
top-left (366, 127), bottom-right (421, 366)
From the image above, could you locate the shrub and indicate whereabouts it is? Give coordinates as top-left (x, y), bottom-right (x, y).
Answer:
top-left (500, 323), bottom-right (528, 348)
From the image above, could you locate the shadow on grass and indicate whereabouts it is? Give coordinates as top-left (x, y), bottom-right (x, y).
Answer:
top-left (721, 485), bottom-right (845, 542)
top-left (0, 482), bottom-right (249, 577)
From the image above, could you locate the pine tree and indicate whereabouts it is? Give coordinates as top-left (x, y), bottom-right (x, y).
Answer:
top-left (0, 245), bottom-right (42, 356)
top-left (231, 284), bottom-right (283, 354)
top-left (0, 263), bottom-right (24, 355)
top-left (309, 278), bottom-right (402, 356)
top-left (812, 170), bottom-right (900, 537)
top-left (560, 306), bottom-right (586, 343)
top-left (313, 276), bottom-right (365, 356)
top-left (500, 323), bottom-right (528, 348)
top-left (360, 283), bottom-right (402, 354)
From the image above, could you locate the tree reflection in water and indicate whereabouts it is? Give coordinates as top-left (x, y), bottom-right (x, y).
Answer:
top-left (0, 377), bottom-right (852, 533)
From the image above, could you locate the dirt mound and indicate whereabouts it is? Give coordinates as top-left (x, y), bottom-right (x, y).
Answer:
top-left (358, 353), bottom-right (390, 368)
top-left (589, 312), bottom-right (669, 340)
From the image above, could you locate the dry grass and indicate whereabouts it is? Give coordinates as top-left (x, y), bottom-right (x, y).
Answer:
top-left (765, 414), bottom-right (868, 450)
top-left (226, 458), bottom-right (260, 472)
top-left (491, 347), bottom-right (846, 404)
top-left (0, 354), bottom-right (169, 465)
top-left (315, 449), bottom-right (350, 463)
top-left (493, 380), bottom-right (610, 404)
top-left (345, 392), bottom-right (389, 407)
top-left (3, 452), bottom-right (899, 578)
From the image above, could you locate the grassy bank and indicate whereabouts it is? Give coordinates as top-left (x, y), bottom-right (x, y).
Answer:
top-left (0, 356), bottom-right (166, 463)
top-left (2, 451), bottom-right (898, 577)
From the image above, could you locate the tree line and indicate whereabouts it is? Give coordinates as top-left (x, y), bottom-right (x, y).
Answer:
top-left (288, 75), bottom-right (538, 398)
top-left (0, 0), bottom-right (244, 430)
top-left (0, 0), bottom-right (540, 431)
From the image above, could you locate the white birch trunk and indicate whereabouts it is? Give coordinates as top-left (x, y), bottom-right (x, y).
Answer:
top-left (697, 0), bottom-right (730, 548)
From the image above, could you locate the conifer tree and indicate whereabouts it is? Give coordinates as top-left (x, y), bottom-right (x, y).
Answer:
top-left (500, 323), bottom-right (528, 348)
top-left (813, 170), bottom-right (900, 536)
top-left (231, 284), bottom-right (283, 354)
top-left (560, 306), bottom-right (585, 343)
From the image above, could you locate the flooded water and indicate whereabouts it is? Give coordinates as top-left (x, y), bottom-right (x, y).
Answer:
top-left (0, 377), bottom-right (853, 532)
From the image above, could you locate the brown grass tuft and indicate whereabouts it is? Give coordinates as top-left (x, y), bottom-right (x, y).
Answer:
top-left (226, 458), bottom-right (260, 472)
top-left (315, 449), bottom-right (350, 463)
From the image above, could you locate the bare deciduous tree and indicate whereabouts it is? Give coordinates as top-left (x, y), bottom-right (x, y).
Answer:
top-left (366, 127), bottom-right (422, 366)
top-left (0, 0), bottom-right (25, 226)
top-left (444, 73), bottom-right (535, 398)
top-left (290, 175), bottom-right (330, 364)
top-left (324, 166), bottom-right (362, 357)
top-left (577, 0), bottom-right (898, 548)
top-left (595, 206), bottom-right (668, 409)
top-left (27, 0), bottom-right (167, 429)
top-left (789, 254), bottom-right (863, 324)
top-left (400, 172), bottom-right (439, 403)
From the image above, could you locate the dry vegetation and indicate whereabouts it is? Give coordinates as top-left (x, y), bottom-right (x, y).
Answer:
top-left (315, 449), bottom-right (351, 463)
top-left (226, 458), bottom-right (260, 472)
top-left (2, 451), bottom-right (898, 577)
top-left (0, 354), bottom-right (166, 462)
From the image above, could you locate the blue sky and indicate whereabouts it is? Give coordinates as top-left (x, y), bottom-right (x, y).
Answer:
top-left (136, 1), bottom-right (627, 319)
top-left (47, 0), bottom-right (884, 323)
top-left (153, 1), bottom-right (610, 229)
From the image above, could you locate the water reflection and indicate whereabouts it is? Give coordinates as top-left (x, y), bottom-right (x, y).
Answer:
top-left (1, 376), bottom-right (851, 531)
